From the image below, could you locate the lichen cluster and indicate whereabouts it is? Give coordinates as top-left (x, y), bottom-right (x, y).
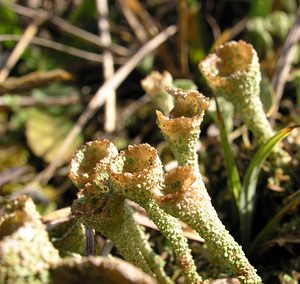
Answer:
top-left (69, 84), bottom-right (262, 283)
top-left (0, 195), bottom-right (158, 284)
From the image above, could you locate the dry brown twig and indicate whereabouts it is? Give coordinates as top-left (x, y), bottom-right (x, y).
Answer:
top-left (41, 202), bottom-right (203, 242)
top-left (270, 6), bottom-right (300, 122)
top-left (178, 0), bottom-right (189, 75)
top-left (21, 25), bottom-right (177, 187)
top-left (7, 2), bottom-right (129, 57)
top-left (0, 35), bottom-right (127, 64)
top-left (0, 69), bottom-right (71, 95)
top-left (118, 0), bottom-right (148, 43)
top-left (97, 0), bottom-right (116, 133)
top-left (0, 94), bottom-right (80, 108)
top-left (0, 12), bottom-right (47, 82)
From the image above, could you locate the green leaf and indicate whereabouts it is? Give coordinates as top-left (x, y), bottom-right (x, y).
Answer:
top-left (214, 98), bottom-right (242, 208)
top-left (25, 109), bottom-right (83, 163)
top-left (250, 0), bottom-right (272, 17)
top-left (239, 126), bottom-right (299, 247)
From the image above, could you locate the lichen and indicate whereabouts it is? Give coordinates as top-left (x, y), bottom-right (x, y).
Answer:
top-left (199, 40), bottom-right (289, 164)
top-left (0, 195), bottom-right (60, 284)
top-left (157, 166), bottom-right (262, 284)
top-left (69, 140), bottom-right (172, 284)
top-left (109, 144), bottom-right (202, 284)
top-left (156, 87), bottom-right (209, 173)
top-left (141, 71), bottom-right (174, 114)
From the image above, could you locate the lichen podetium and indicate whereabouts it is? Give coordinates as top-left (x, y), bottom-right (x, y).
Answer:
top-left (157, 165), bottom-right (262, 284)
top-left (199, 40), bottom-right (289, 163)
top-left (69, 139), bottom-right (172, 284)
top-left (156, 86), bottom-right (262, 283)
top-left (108, 144), bottom-right (202, 284)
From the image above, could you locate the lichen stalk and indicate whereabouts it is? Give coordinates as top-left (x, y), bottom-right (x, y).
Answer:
top-left (199, 40), bottom-right (274, 147)
top-left (156, 86), bottom-right (209, 173)
top-left (69, 140), bottom-right (172, 283)
top-left (109, 144), bottom-right (202, 284)
top-left (141, 71), bottom-right (174, 114)
top-left (0, 195), bottom-right (60, 284)
top-left (157, 165), bottom-right (262, 284)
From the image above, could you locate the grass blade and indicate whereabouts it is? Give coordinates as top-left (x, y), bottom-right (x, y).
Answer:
top-left (248, 189), bottom-right (300, 255)
top-left (215, 98), bottom-right (242, 208)
top-left (240, 125), bottom-right (299, 247)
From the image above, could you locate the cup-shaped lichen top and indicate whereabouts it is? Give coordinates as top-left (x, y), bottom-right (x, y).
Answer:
top-left (156, 86), bottom-right (209, 170)
top-left (69, 139), bottom-right (118, 217)
top-left (159, 165), bottom-right (210, 212)
top-left (109, 144), bottom-right (164, 205)
top-left (109, 145), bottom-right (202, 283)
top-left (199, 40), bottom-right (276, 147)
top-left (199, 40), bottom-right (261, 101)
top-left (69, 139), bottom-right (118, 189)
top-left (141, 70), bottom-right (174, 114)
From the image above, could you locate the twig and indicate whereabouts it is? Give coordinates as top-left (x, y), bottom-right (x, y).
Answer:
top-left (178, 0), bottom-right (189, 75)
top-left (41, 202), bottom-right (203, 242)
top-left (118, 0), bottom-right (148, 42)
top-left (270, 7), bottom-right (300, 122)
top-left (0, 35), bottom-right (121, 63)
top-left (0, 166), bottom-right (32, 187)
top-left (26, 25), bottom-right (177, 186)
top-left (212, 17), bottom-right (248, 49)
top-left (127, 0), bottom-right (159, 36)
top-left (7, 2), bottom-right (129, 57)
top-left (122, 0), bottom-right (177, 75)
top-left (85, 227), bottom-right (95, 256)
top-left (0, 14), bottom-right (46, 82)
top-left (0, 69), bottom-right (71, 95)
top-left (97, 0), bottom-right (116, 133)
top-left (0, 94), bottom-right (80, 108)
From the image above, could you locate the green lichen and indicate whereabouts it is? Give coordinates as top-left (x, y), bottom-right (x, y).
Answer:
top-left (155, 86), bottom-right (262, 283)
top-left (158, 166), bottom-right (262, 284)
top-left (109, 144), bottom-right (202, 284)
top-left (69, 140), bottom-right (172, 284)
top-left (141, 71), bottom-right (174, 114)
top-left (48, 218), bottom-right (86, 257)
top-left (0, 195), bottom-right (60, 284)
top-left (156, 87), bottom-right (209, 173)
top-left (199, 40), bottom-right (288, 163)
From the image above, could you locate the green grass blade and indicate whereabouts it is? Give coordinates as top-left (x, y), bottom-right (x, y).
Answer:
top-left (215, 98), bottom-right (242, 208)
top-left (248, 189), bottom-right (300, 255)
top-left (240, 126), bottom-right (299, 247)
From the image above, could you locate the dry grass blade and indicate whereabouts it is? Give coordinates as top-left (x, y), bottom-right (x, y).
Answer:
top-left (178, 0), bottom-right (189, 75)
top-left (0, 35), bottom-right (112, 63)
top-left (0, 94), bottom-right (80, 108)
top-left (0, 14), bottom-right (46, 82)
top-left (118, 0), bottom-right (148, 42)
top-left (41, 202), bottom-right (203, 242)
top-left (270, 6), bottom-right (300, 121)
top-left (0, 69), bottom-right (71, 95)
top-left (8, 2), bottom-right (129, 57)
top-left (97, 0), bottom-right (116, 133)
